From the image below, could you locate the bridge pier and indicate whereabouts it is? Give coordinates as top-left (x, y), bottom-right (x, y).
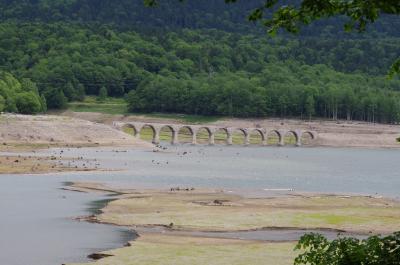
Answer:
top-left (172, 131), bottom-right (179, 145)
top-left (295, 130), bottom-right (302, 147)
top-left (209, 132), bottom-right (215, 145)
top-left (278, 130), bottom-right (285, 146)
top-left (244, 132), bottom-right (250, 146)
top-left (153, 130), bottom-right (160, 145)
top-left (191, 132), bottom-right (197, 145)
top-left (227, 131), bottom-right (233, 145)
top-left (262, 138), bottom-right (267, 146)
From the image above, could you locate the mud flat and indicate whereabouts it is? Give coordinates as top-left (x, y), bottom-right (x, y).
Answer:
top-left (0, 113), bottom-right (152, 174)
top-left (0, 155), bottom-right (96, 174)
top-left (66, 182), bottom-right (400, 265)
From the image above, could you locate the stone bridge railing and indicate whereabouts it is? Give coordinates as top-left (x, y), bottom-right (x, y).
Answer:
top-left (113, 121), bottom-right (317, 147)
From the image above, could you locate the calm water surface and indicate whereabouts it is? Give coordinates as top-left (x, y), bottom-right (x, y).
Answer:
top-left (1, 145), bottom-right (399, 265)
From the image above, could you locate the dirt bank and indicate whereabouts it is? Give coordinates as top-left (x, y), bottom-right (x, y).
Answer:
top-left (63, 111), bottom-right (400, 148)
top-left (0, 113), bottom-right (152, 152)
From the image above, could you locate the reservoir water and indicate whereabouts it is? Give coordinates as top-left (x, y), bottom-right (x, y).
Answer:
top-left (1, 145), bottom-right (399, 265)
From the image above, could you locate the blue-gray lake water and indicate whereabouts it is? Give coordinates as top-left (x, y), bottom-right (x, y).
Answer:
top-left (1, 145), bottom-right (399, 265)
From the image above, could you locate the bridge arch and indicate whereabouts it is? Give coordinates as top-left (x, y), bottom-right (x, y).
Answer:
top-left (214, 128), bottom-right (230, 145)
top-left (159, 125), bottom-right (177, 144)
top-left (121, 123), bottom-right (139, 137)
top-left (177, 126), bottom-right (195, 144)
top-left (284, 130), bottom-right (299, 146)
top-left (267, 130), bottom-right (282, 146)
top-left (231, 128), bottom-right (249, 145)
top-left (300, 131), bottom-right (315, 145)
top-left (139, 124), bottom-right (157, 144)
top-left (249, 128), bottom-right (266, 145)
top-left (195, 127), bottom-right (214, 145)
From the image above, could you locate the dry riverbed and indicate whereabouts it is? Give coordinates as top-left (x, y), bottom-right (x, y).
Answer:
top-left (0, 113), bottom-right (152, 174)
top-left (66, 182), bottom-right (400, 265)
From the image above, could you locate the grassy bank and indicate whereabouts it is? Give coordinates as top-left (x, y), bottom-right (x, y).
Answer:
top-left (70, 233), bottom-right (296, 265)
top-left (65, 181), bottom-right (400, 234)
top-left (68, 97), bottom-right (128, 115)
top-left (68, 96), bottom-right (221, 123)
top-left (95, 191), bottom-right (400, 233)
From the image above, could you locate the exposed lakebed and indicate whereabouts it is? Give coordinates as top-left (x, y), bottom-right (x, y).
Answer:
top-left (1, 145), bottom-right (399, 265)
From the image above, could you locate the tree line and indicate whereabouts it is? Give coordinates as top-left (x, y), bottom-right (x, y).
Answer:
top-left (127, 64), bottom-right (400, 123)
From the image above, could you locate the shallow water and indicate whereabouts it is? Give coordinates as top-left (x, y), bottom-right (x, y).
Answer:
top-left (1, 145), bottom-right (400, 265)
top-left (0, 176), bottom-right (135, 265)
top-left (41, 145), bottom-right (400, 197)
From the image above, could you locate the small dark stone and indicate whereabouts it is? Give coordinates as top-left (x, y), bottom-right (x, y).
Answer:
top-left (87, 253), bottom-right (114, 260)
top-left (213, 200), bottom-right (223, 205)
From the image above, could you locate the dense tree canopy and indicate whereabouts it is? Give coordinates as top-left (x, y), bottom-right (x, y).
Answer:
top-left (145, 0), bottom-right (400, 75)
top-left (0, 0), bottom-right (399, 122)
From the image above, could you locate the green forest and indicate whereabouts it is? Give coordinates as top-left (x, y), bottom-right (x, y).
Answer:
top-left (1, 0), bottom-right (400, 123)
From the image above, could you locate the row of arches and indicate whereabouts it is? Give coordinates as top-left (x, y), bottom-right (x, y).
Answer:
top-left (119, 122), bottom-right (316, 146)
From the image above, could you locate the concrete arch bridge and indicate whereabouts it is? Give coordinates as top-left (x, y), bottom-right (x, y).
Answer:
top-left (113, 122), bottom-right (317, 147)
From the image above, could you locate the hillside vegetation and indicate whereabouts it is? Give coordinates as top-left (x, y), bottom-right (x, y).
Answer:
top-left (0, 0), bottom-right (400, 122)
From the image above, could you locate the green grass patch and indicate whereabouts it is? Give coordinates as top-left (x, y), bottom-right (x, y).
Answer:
top-left (68, 96), bottom-right (220, 123)
top-left (68, 96), bottom-right (128, 115)
top-left (144, 113), bottom-right (220, 124)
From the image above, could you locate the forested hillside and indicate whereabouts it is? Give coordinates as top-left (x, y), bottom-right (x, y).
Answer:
top-left (0, 0), bottom-right (400, 122)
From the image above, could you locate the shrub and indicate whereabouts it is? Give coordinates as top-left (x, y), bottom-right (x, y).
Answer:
top-left (0, 95), bottom-right (5, 112)
top-left (98, 86), bottom-right (108, 102)
top-left (44, 88), bottom-right (67, 109)
top-left (294, 232), bottom-right (400, 265)
top-left (15, 92), bottom-right (42, 114)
